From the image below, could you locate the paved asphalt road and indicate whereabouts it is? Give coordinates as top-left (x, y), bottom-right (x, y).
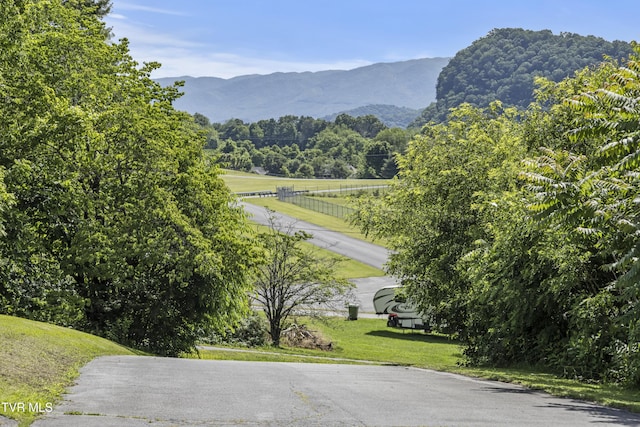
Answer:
top-left (33, 356), bottom-right (640, 426)
top-left (240, 201), bottom-right (391, 271)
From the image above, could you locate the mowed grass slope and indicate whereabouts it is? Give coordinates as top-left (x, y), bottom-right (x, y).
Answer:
top-left (0, 315), bottom-right (137, 426)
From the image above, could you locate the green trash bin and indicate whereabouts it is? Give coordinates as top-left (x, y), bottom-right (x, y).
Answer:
top-left (348, 304), bottom-right (359, 320)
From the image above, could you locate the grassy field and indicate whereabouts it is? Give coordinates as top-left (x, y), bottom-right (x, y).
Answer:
top-left (0, 315), bottom-right (137, 426)
top-left (307, 194), bottom-right (354, 206)
top-left (222, 169), bottom-right (391, 248)
top-left (319, 250), bottom-right (384, 279)
top-left (192, 317), bottom-right (463, 371)
top-left (221, 170), bottom-right (390, 194)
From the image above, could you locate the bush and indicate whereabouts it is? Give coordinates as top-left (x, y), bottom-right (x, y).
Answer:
top-left (205, 312), bottom-right (269, 347)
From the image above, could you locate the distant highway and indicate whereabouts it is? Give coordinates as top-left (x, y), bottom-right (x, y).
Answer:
top-left (240, 201), bottom-right (397, 313)
top-left (240, 201), bottom-right (390, 271)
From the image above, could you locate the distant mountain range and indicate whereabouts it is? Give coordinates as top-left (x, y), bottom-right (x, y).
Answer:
top-left (156, 57), bottom-right (450, 125)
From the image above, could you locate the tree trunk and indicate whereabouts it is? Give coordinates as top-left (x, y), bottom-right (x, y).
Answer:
top-left (269, 318), bottom-right (282, 347)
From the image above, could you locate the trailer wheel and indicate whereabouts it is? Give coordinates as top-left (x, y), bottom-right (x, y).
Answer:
top-left (387, 316), bottom-right (398, 327)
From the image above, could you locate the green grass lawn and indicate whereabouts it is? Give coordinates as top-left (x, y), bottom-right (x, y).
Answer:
top-left (197, 318), bottom-right (462, 370)
top-left (0, 315), bottom-right (137, 426)
top-left (326, 252), bottom-right (385, 279)
top-left (307, 317), bottom-right (461, 370)
top-left (307, 195), bottom-right (354, 206)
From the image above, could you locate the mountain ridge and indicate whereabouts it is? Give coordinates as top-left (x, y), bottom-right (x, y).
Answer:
top-left (156, 57), bottom-right (450, 124)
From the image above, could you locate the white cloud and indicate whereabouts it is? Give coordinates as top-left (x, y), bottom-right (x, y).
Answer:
top-left (105, 16), bottom-right (372, 78)
top-left (136, 48), bottom-right (372, 79)
top-left (108, 20), bottom-right (204, 49)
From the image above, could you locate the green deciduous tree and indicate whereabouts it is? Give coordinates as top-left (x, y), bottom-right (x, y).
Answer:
top-left (252, 211), bottom-right (353, 346)
top-left (362, 140), bottom-right (392, 178)
top-left (519, 47), bottom-right (640, 384)
top-left (460, 191), bottom-right (608, 368)
top-left (335, 113), bottom-right (386, 138)
top-left (0, 0), bottom-right (257, 355)
top-left (63, 0), bottom-right (112, 18)
top-left (374, 127), bottom-right (410, 153)
top-left (353, 102), bottom-right (526, 332)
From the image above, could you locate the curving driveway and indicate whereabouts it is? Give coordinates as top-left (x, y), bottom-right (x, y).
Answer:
top-left (33, 356), bottom-right (640, 426)
top-left (241, 201), bottom-right (397, 315)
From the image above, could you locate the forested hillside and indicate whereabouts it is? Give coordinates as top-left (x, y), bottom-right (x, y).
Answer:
top-left (412, 28), bottom-right (633, 126)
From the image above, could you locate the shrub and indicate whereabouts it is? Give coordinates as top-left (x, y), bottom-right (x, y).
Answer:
top-left (205, 312), bottom-right (269, 347)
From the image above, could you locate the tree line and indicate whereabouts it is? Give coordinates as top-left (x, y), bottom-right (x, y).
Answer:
top-left (0, 0), bottom-right (355, 355)
top-left (195, 113), bottom-right (411, 179)
top-left (353, 45), bottom-right (640, 387)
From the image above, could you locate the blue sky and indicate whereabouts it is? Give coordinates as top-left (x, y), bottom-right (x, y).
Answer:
top-left (104, 0), bottom-right (640, 79)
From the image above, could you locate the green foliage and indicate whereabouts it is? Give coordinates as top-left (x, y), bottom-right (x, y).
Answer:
top-left (362, 140), bottom-right (392, 178)
top-left (205, 311), bottom-right (270, 347)
top-left (517, 45), bottom-right (640, 385)
top-left (353, 45), bottom-right (640, 386)
top-left (63, 0), bottom-right (112, 18)
top-left (353, 102), bottom-right (526, 333)
top-left (198, 113), bottom-right (410, 178)
top-left (334, 113), bottom-right (386, 138)
top-left (362, 44), bottom-right (640, 386)
top-left (0, 0), bottom-right (257, 356)
top-left (460, 195), bottom-right (610, 370)
top-left (324, 104), bottom-right (421, 128)
top-left (412, 28), bottom-right (633, 126)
